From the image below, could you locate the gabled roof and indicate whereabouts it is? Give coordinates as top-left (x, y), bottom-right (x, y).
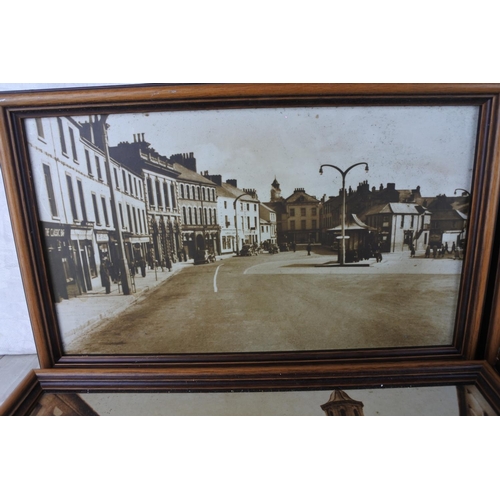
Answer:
top-left (364, 202), bottom-right (423, 216)
top-left (172, 163), bottom-right (217, 186)
top-left (221, 182), bottom-right (257, 202)
top-left (285, 189), bottom-right (319, 204)
top-left (327, 213), bottom-right (376, 232)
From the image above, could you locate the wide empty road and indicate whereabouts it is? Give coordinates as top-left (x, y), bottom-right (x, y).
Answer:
top-left (72, 248), bottom-right (462, 354)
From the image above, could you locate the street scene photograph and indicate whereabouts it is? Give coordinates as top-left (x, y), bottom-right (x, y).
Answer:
top-left (24, 104), bottom-right (478, 354)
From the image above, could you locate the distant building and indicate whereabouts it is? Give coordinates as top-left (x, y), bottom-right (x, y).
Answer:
top-left (109, 134), bottom-right (182, 267)
top-left (172, 158), bottom-right (220, 259)
top-left (266, 179), bottom-right (321, 245)
top-left (259, 203), bottom-right (277, 247)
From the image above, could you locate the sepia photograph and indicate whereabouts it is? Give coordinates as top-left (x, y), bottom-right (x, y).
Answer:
top-left (24, 104), bottom-right (477, 355)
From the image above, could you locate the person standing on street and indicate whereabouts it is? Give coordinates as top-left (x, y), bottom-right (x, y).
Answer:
top-left (307, 243), bottom-right (312, 255)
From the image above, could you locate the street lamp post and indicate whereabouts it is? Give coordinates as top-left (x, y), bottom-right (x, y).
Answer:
top-left (319, 162), bottom-right (369, 265)
top-left (454, 188), bottom-right (470, 197)
top-left (233, 192), bottom-right (247, 256)
top-left (101, 115), bottom-right (132, 295)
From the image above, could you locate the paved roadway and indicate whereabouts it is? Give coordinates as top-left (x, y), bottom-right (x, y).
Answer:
top-left (72, 247), bottom-right (463, 354)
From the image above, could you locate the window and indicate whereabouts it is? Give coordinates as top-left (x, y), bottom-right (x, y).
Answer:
top-left (155, 179), bottom-right (163, 209)
top-left (132, 207), bottom-right (138, 233)
top-left (246, 203), bottom-right (250, 211)
top-left (214, 209), bottom-right (217, 222)
top-left (57, 118), bottom-right (67, 155)
top-left (180, 184), bottom-right (185, 198)
top-left (224, 201), bottom-right (227, 209)
top-left (191, 186), bottom-right (195, 199)
top-left (225, 215), bottom-right (229, 227)
top-left (163, 182), bottom-right (170, 208)
top-left (147, 178), bottom-right (155, 206)
top-left (92, 193), bottom-right (100, 225)
top-left (114, 168), bottom-right (119, 189)
top-left (76, 180), bottom-right (87, 221)
top-left (122, 171), bottom-right (128, 193)
top-left (254, 204), bottom-right (257, 211)
top-left (199, 208), bottom-right (203, 225)
top-left (197, 187), bottom-right (201, 200)
top-left (129, 174), bottom-right (133, 195)
top-left (301, 220), bottom-right (306, 230)
top-left (95, 156), bottom-right (102, 181)
top-left (312, 208), bottom-right (317, 216)
top-left (170, 184), bottom-right (177, 208)
top-left (85, 150), bottom-right (92, 176)
top-left (247, 216), bottom-right (250, 228)
top-left (290, 220), bottom-right (295, 230)
top-left (66, 175), bottom-right (78, 220)
top-left (35, 118), bottom-right (44, 139)
top-left (400, 215), bottom-right (405, 228)
top-left (194, 208), bottom-right (198, 225)
top-left (138, 210), bottom-right (143, 234)
top-left (254, 217), bottom-right (257, 229)
top-left (43, 164), bottom-right (58, 217)
top-left (119, 203), bottom-right (125, 228)
top-left (101, 197), bottom-right (109, 226)
top-left (139, 182), bottom-right (143, 199)
top-left (290, 208), bottom-right (295, 217)
top-left (188, 207), bottom-right (193, 225)
top-left (126, 204), bottom-right (132, 231)
top-left (204, 208), bottom-right (208, 225)
top-left (312, 220), bottom-right (317, 229)
top-left (410, 215), bottom-right (414, 228)
top-left (301, 208), bottom-right (306, 216)
top-left (183, 207), bottom-right (187, 225)
top-left (134, 178), bottom-right (138, 196)
top-left (202, 187), bottom-right (206, 200)
top-left (69, 128), bottom-right (78, 162)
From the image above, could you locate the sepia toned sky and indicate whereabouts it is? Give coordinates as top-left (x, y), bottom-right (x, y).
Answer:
top-left (106, 105), bottom-right (479, 202)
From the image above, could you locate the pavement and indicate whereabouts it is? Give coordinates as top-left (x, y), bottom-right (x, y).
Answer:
top-left (57, 254), bottom-right (235, 350)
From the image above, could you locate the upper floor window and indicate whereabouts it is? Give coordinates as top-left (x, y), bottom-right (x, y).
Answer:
top-left (85, 150), bottom-right (92, 176)
top-left (69, 127), bottom-right (78, 162)
top-left (43, 164), bottom-right (58, 218)
top-left (57, 118), bottom-right (67, 155)
top-left (300, 208), bottom-right (306, 216)
top-left (95, 156), bottom-right (102, 181)
top-left (170, 184), bottom-right (177, 209)
top-left (35, 118), bottom-right (44, 139)
top-left (312, 208), bottom-right (317, 216)
top-left (290, 208), bottom-right (295, 217)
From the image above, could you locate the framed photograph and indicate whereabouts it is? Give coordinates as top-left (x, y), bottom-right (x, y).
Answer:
top-left (2, 360), bottom-right (500, 415)
top-left (1, 84), bottom-right (499, 375)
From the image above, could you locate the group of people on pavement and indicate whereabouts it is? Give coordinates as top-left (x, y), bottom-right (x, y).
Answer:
top-left (424, 242), bottom-right (462, 260)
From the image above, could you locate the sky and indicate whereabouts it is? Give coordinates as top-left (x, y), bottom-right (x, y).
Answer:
top-left (106, 105), bottom-right (479, 202)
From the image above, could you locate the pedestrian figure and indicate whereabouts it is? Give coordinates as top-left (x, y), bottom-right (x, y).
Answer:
top-left (410, 244), bottom-right (416, 258)
top-left (425, 245), bottom-right (431, 258)
top-left (140, 258), bottom-right (146, 277)
top-left (100, 257), bottom-right (111, 294)
top-left (451, 242), bottom-right (456, 254)
top-left (375, 250), bottom-right (382, 262)
top-left (444, 242), bottom-right (449, 254)
top-left (165, 254), bottom-right (172, 272)
top-left (306, 243), bottom-right (312, 255)
top-left (432, 246), bottom-right (437, 258)
top-left (292, 242), bottom-right (296, 252)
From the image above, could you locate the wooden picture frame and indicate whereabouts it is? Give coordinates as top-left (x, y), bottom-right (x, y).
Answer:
top-left (1, 84), bottom-right (499, 380)
top-left (2, 360), bottom-right (500, 415)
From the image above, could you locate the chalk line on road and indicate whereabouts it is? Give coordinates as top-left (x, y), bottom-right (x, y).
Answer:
top-left (214, 264), bottom-right (223, 292)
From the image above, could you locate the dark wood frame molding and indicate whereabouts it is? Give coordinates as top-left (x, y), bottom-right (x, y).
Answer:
top-left (2, 360), bottom-right (500, 415)
top-left (1, 84), bottom-right (499, 372)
